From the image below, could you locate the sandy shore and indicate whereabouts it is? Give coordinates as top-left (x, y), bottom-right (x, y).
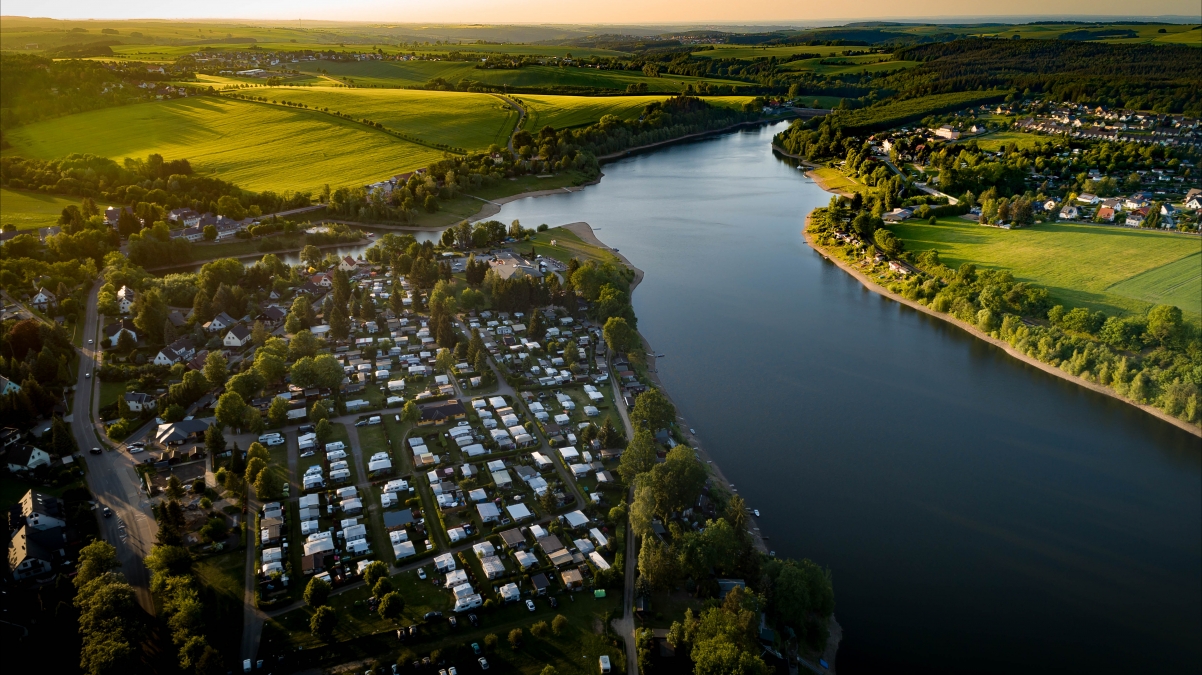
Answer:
top-left (466, 177), bottom-right (602, 223)
top-left (803, 215), bottom-right (1201, 438)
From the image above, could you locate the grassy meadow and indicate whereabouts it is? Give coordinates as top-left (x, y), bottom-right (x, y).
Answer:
top-left (518, 94), bottom-right (667, 130)
top-left (692, 44), bottom-right (858, 60)
top-left (2, 97), bottom-right (446, 194)
top-left (234, 87), bottom-right (520, 150)
top-left (780, 54), bottom-right (919, 76)
top-left (0, 189), bottom-right (101, 231)
top-left (954, 130), bottom-right (1063, 152)
top-left (890, 218), bottom-right (1202, 317)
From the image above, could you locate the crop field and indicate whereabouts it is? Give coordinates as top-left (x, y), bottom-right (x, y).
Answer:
top-left (890, 218), bottom-right (1202, 317)
top-left (241, 87), bottom-right (519, 150)
top-left (967, 23), bottom-right (1202, 45)
top-left (294, 59), bottom-right (749, 92)
top-left (518, 94), bottom-right (666, 129)
top-left (0, 189), bottom-right (101, 231)
top-left (3, 97), bottom-right (444, 194)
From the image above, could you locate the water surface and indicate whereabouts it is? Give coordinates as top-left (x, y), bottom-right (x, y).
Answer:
top-left (494, 122), bottom-right (1202, 674)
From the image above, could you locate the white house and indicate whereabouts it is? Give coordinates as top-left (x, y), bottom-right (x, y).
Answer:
top-left (7, 445), bottom-right (51, 472)
top-left (204, 312), bottom-right (237, 334)
top-left (123, 392), bottom-right (157, 412)
top-left (103, 319), bottom-right (137, 347)
top-left (116, 286), bottom-right (136, 313)
top-left (338, 256), bottom-right (358, 272)
top-left (1059, 205), bottom-right (1079, 220)
top-left (0, 375), bottom-right (20, 395)
top-left (30, 287), bottom-right (57, 310)
top-left (223, 324), bottom-right (253, 348)
top-left (1075, 193), bottom-right (1100, 205)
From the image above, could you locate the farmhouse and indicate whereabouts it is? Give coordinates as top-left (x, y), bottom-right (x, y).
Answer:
top-left (103, 319), bottom-right (137, 347)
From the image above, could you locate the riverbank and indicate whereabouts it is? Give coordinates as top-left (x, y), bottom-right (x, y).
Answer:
top-left (771, 144), bottom-right (857, 197)
top-left (802, 213), bottom-right (1202, 438)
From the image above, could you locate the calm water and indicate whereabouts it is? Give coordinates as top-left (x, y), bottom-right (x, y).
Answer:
top-left (495, 123), bottom-right (1202, 674)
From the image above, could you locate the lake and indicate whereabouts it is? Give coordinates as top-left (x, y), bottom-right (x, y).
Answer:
top-left (493, 122), bottom-right (1202, 674)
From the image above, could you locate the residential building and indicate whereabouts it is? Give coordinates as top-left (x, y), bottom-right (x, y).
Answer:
top-left (8, 525), bottom-right (67, 580)
top-left (124, 392), bottom-right (157, 412)
top-left (11, 490), bottom-right (66, 531)
top-left (204, 312), bottom-right (237, 333)
top-left (224, 324), bottom-right (253, 348)
top-left (0, 375), bottom-right (20, 395)
top-left (116, 286), bottom-right (136, 313)
top-left (6, 445), bottom-right (51, 472)
top-left (30, 287), bottom-right (56, 310)
top-left (338, 256), bottom-right (358, 272)
top-left (103, 319), bottom-right (137, 347)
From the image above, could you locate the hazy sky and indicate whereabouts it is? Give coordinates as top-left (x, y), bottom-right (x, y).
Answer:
top-left (5, 0), bottom-right (1198, 23)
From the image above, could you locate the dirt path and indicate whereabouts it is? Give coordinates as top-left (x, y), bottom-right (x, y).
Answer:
top-left (802, 218), bottom-right (1201, 438)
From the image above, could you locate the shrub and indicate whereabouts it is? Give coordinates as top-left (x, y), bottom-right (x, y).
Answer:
top-left (552, 614), bottom-right (568, 635)
top-left (484, 633), bottom-right (498, 651)
top-left (508, 628), bottom-right (523, 649)
top-left (531, 621), bottom-right (549, 638)
top-left (310, 605), bottom-right (337, 641)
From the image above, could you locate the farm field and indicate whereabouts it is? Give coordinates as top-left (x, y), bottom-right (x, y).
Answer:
top-left (294, 59), bottom-right (750, 92)
top-left (2, 97), bottom-right (444, 194)
top-left (967, 22), bottom-right (1202, 45)
top-left (0, 189), bottom-right (103, 231)
top-left (518, 94), bottom-right (668, 130)
top-left (238, 87), bottom-right (519, 150)
top-left (889, 218), bottom-right (1202, 317)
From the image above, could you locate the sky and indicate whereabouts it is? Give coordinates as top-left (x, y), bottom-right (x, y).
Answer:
top-left (4, 0), bottom-right (1198, 23)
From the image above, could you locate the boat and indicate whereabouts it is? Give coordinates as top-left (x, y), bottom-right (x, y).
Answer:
top-left (753, 509), bottom-right (760, 517)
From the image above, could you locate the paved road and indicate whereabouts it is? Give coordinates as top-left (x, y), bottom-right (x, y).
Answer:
top-left (71, 283), bottom-right (158, 613)
top-left (605, 349), bottom-right (639, 675)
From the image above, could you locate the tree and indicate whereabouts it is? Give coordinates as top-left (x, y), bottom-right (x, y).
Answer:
top-left (165, 474), bottom-right (185, 500)
top-left (508, 628), bottom-right (523, 649)
top-left (618, 429), bottom-right (657, 482)
top-left (289, 329), bottom-right (318, 359)
top-left (630, 389), bottom-right (675, 433)
top-left (204, 426), bottom-right (226, 459)
top-left (267, 396), bottom-right (289, 427)
top-left (203, 225), bottom-right (217, 241)
top-left (329, 304), bottom-right (350, 340)
top-left (246, 442), bottom-right (270, 464)
top-left (401, 400), bottom-right (420, 425)
top-left (315, 419), bottom-right (333, 444)
top-left (310, 400), bottom-right (330, 423)
top-left (75, 539), bottom-right (120, 588)
top-left (552, 614), bottom-right (568, 635)
top-left (646, 446), bottom-right (707, 518)
top-left (244, 457), bottom-right (267, 485)
top-left (379, 591), bottom-right (404, 620)
top-left (373, 577), bottom-right (394, 600)
top-left (227, 370), bottom-right (265, 400)
top-left (484, 633), bottom-right (498, 650)
top-left (304, 576), bottom-right (331, 607)
top-left (1146, 304), bottom-right (1186, 348)
top-left (531, 620), bottom-right (550, 638)
top-left (638, 536), bottom-right (677, 592)
top-left (116, 328), bottom-right (136, 353)
top-left (436, 348), bottom-right (456, 373)
top-left (204, 351), bottom-right (228, 389)
top-left (629, 483), bottom-right (655, 539)
top-left (603, 316), bottom-right (639, 356)
top-left (362, 560), bottom-right (389, 589)
top-left (301, 244), bottom-right (322, 268)
top-left (254, 351), bottom-right (286, 384)
top-left (254, 466), bottom-right (283, 500)
top-left (214, 391), bottom-right (250, 431)
top-left (310, 605), bottom-right (337, 641)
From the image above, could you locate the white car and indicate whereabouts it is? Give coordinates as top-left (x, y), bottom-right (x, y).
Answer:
top-left (87, 339), bottom-right (93, 344)
top-left (264, 436), bottom-right (285, 446)
top-left (525, 599), bottom-right (536, 612)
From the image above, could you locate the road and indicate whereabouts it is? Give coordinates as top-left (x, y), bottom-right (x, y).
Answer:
top-left (604, 348), bottom-right (639, 675)
top-left (71, 283), bottom-right (158, 613)
top-left (492, 94), bottom-right (526, 155)
top-left (241, 482), bottom-right (264, 667)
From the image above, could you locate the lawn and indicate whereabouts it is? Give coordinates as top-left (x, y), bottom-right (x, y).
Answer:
top-left (3, 97), bottom-right (446, 194)
top-left (242, 87), bottom-right (520, 151)
top-left (889, 218), bottom-right (1202, 317)
top-left (528, 226), bottom-right (623, 266)
top-left (808, 167), bottom-right (872, 196)
top-left (0, 189), bottom-right (104, 231)
top-left (955, 130), bottom-right (1061, 152)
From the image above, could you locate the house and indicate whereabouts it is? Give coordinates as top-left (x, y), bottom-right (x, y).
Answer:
top-left (167, 311), bottom-right (188, 329)
top-left (530, 572), bottom-right (551, 595)
top-left (223, 324), bottom-right (253, 348)
top-left (1186, 195), bottom-right (1202, 210)
top-left (30, 287), bottom-right (57, 310)
top-left (338, 256), bottom-right (358, 272)
top-left (561, 567), bottom-right (584, 589)
top-left (1125, 213), bottom-right (1145, 227)
top-left (8, 525), bottom-right (66, 580)
top-left (499, 528), bottom-right (526, 549)
top-left (882, 208), bottom-right (912, 223)
top-left (154, 419), bottom-right (210, 446)
top-left (168, 208), bottom-right (203, 227)
top-left (257, 306), bottom-right (286, 326)
top-left (186, 350), bottom-right (209, 371)
top-left (11, 490), bottom-right (66, 531)
top-left (1043, 200), bottom-right (1058, 212)
top-left (7, 445), bottom-right (51, 472)
top-left (1096, 206), bottom-right (1116, 222)
top-left (311, 273), bottom-right (333, 288)
top-left (103, 319), bottom-right (137, 347)
top-left (1076, 193), bottom-right (1100, 205)
top-left (934, 125), bottom-right (960, 140)
top-left (116, 286), bottom-right (136, 313)
top-left (123, 392), bottom-right (157, 413)
top-left (1058, 205), bottom-right (1079, 220)
top-left (204, 312), bottom-right (237, 333)
top-left (154, 347), bottom-right (183, 366)
top-left (0, 375), bottom-right (20, 396)
top-left (154, 337), bottom-right (196, 366)
top-left (418, 399), bottom-right (467, 425)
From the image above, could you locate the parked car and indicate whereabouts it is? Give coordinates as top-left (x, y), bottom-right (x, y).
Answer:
top-left (478, 659), bottom-right (489, 671)
top-left (417, 567), bottom-right (426, 580)
top-left (471, 643), bottom-right (482, 655)
top-left (90, 447), bottom-right (102, 455)
top-left (299, 424), bottom-right (315, 434)
top-left (409, 625), bottom-right (418, 637)
top-left (525, 599), bottom-right (536, 612)
top-left (448, 616), bottom-right (457, 629)
top-left (548, 596), bottom-right (558, 608)
top-left (102, 507), bottom-right (112, 518)
top-left (85, 372), bottom-right (90, 378)
top-left (424, 611), bottom-right (443, 621)
top-left (467, 614), bottom-right (479, 627)
top-left (449, 667), bottom-right (458, 675)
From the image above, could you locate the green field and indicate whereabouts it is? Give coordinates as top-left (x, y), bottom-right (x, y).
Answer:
top-left (3, 97), bottom-right (446, 194)
top-left (890, 218), bottom-right (1202, 317)
top-left (293, 59), bottom-right (749, 93)
top-left (968, 22), bottom-right (1202, 45)
top-left (239, 87), bottom-right (519, 150)
top-left (693, 44), bottom-right (857, 59)
top-left (519, 94), bottom-right (667, 130)
top-left (954, 130), bottom-right (1062, 152)
top-left (780, 54), bottom-right (919, 75)
top-left (0, 189), bottom-right (100, 231)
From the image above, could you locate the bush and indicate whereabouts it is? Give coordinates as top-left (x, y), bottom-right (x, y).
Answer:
top-left (508, 628), bottom-right (523, 649)
top-left (310, 605), bottom-right (337, 641)
top-left (484, 633), bottom-right (498, 651)
top-left (531, 620), bottom-right (549, 638)
top-left (379, 591), bottom-right (404, 619)
top-left (552, 614), bottom-right (568, 635)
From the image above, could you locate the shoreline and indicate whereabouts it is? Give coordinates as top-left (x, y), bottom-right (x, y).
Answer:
top-left (802, 214), bottom-right (1201, 438)
top-left (563, 221), bottom-right (772, 551)
top-left (596, 117), bottom-right (796, 163)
